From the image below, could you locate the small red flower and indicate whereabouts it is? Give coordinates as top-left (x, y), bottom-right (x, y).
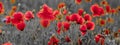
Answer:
top-left (63, 21), bottom-right (70, 31)
top-left (58, 2), bottom-right (65, 9)
top-left (2, 42), bottom-right (12, 45)
top-left (63, 9), bottom-right (68, 15)
top-left (94, 34), bottom-right (102, 43)
top-left (104, 29), bottom-right (110, 35)
top-left (57, 22), bottom-right (62, 29)
top-left (16, 22), bottom-right (26, 31)
top-left (78, 8), bottom-right (84, 16)
top-left (24, 11), bottom-right (34, 21)
top-left (5, 16), bottom-right (11, 24)
top-left (99, 19), bottom-right (106, 26)
top-left (76, 16), bottom-right (85, 24)
top-left (40, 19), bottom-right (50, 28)
top-left (86, 21), bottom-right (95, 30)
top-left (100, 0), bottom-right (108, 6)
top-left (90, 4), bottom-right (100, 17)
top-left (79, 24), bottom-right (87, 36)
top-left (75, 0), bottom-right (82, 5)
top-left (0, 2), bottom-right (4, 15)
top-left (105, 5), bottom-right (111, 13)
top-left (90, 4), bottom-right (104, 17)
top-left (11, 12), bottom-right (24, 25)
top-left (13, 12), bottom-right (24, 20)
top-left (37, 4), bottom-right (54, 20)
top-left (65, 15), bottom-right (71, 21)
top-left (12, 6), bottom-right (17, 11)
top-left (111, 8), bottom-right (117, 14)
top-left (84, 14), bottom-right (92, 21)
top-left (48, 35), bottom-right (59, 45)
top-left (65, 35), bottom-right (71, 42)
top-left (70, 13), bottom-right (80, 22)
top-left (56, 29), bottom-right (61, 35)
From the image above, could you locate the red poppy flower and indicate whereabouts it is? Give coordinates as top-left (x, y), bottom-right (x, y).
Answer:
top-left (11, 18), bottom-right (23, 25)
top-left (79, 24), bottom-right (87, 36)
top-left (104, 29), bottom-right (110, 35)
top-left (48, 35), bottom-right (59, 45)
top-left (76, 16), bottom-right (85, 24)
top-left (2, 42), bottom-right (12, 45)
top-left (5, 16), bottom-right (11, 24)
top-left (37, 4), bottom-right (54, 20)
top-left (90, 4), bottom-right (100, 17)
top-left (100, 0), bottom-right (108, 6)
top-left (53, 10), bottom-right (60, 17)
top-left (65, 35), bottom-right (71, 42)
top-left (12, 6), bottom-right (17, 11)
top-left (84, 14), bottom-right (92, 21)
top-left (11, 12), bottom-right (24, 25)
top-left (86, 21), bottom-right (95, 30)
top-left (63, 21), bottom-right (70, 31)
top-left (56, 29), bottom-right (61, 35)
top-left (58, 2), bottom-right (65, 9)
top-left (13, 12), bottom-right (24, 20)
top-left (99, 19), bottom-right (106, 26)
top-left (78, 8), bottom-right (84, 16)
top-left (16, 22), bottom-right (26, 31)
top-left (63, 9), bottom-right (68, 15)
top-left (105, 5), bottom-right (111, 13)
top-left (90, 4), bottom-right (104, 17)
top-left (40, 19), bottom-right (50, 28)
top-left (0, 2), bottom-right (4, 15)
top-left (70, 13), bottom-right (80, 22)
top-left (75, 0), bottom-right (82, 5)
top-left (65, 15), bottom-right (71, 21)
top-left (94, 34), bottom-right (102, 43)
top-left (111, 8), bottom-right (117, 14)
top-left (57, 22), bottom-right (62, 29)
top-left (24, 11), bottom-right (34, 21)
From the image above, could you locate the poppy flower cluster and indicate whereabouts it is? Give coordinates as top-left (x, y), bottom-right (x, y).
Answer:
top-left (3, 12), bottom-right (31, 31)
top-left (90, 4), bottom-right (104, 17)
top-left (1, 0), bottom-right (120, 45)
